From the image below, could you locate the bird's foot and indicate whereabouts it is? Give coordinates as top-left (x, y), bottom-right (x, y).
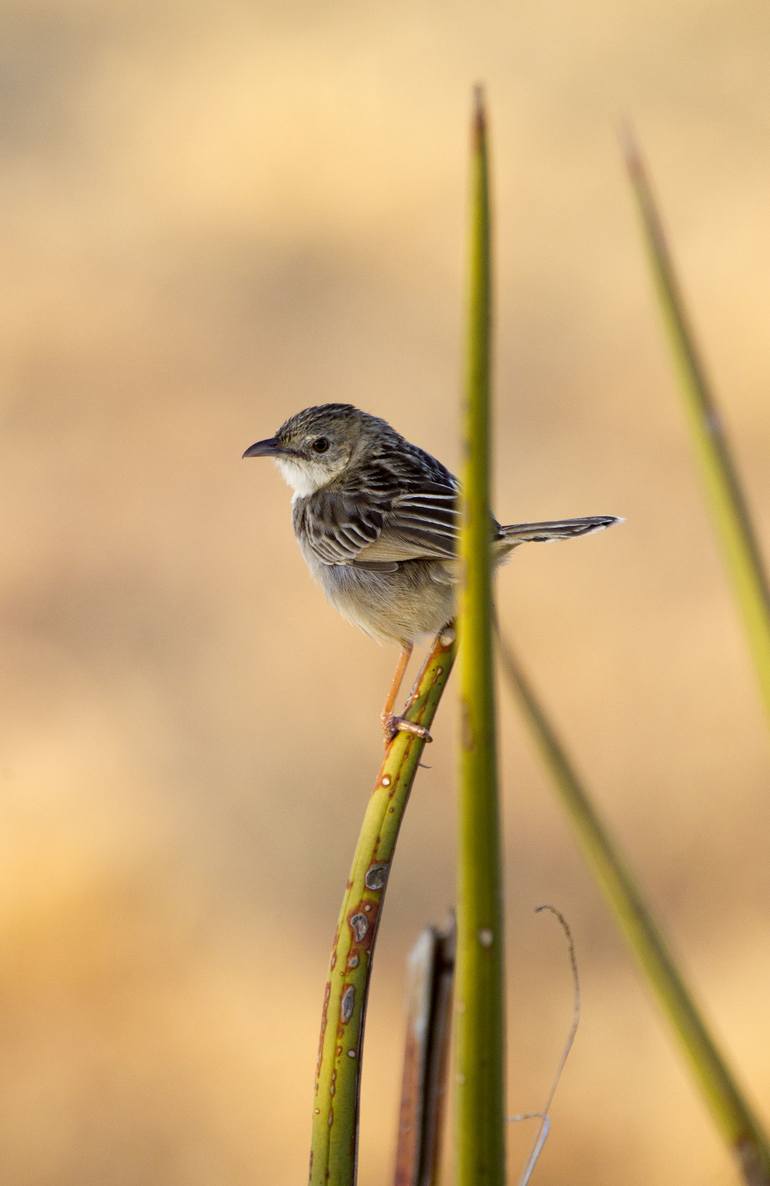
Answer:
top-left (382, 713), bottom-right (433, 747)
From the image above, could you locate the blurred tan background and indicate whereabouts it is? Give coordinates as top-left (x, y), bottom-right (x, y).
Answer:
top-left (2, 1), bottom-right (769, 1183)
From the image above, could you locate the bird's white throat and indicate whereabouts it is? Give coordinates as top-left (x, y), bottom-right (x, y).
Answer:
top-left (275, 456), bottom-right (328, 498)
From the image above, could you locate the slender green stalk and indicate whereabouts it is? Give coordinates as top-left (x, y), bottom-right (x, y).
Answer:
top-left (623, 127), bottom-right (770, 723)
top-left (308, 629), bottom-right (457, 1186)
top-left (499, 639), bottom-right (770, 1186)
top-left (454, 86), bottom-right (507, 1186)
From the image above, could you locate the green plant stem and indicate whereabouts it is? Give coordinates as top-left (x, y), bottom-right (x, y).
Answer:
top-left (623, 127), bottom-right (770, 724)
top-left (499, 639), bottom-right (770, 1186)
top-left (454, 86), bottom-right (507, 1186)
top-left (308, 629), bottom-right (457, 1186)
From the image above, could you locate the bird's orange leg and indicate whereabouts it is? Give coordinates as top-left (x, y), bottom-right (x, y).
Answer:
top-left (380, 643), bottom-right (432, 746)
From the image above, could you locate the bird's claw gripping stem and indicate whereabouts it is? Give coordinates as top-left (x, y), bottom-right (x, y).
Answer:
top-left (382, 713), bottom-right (433, 747)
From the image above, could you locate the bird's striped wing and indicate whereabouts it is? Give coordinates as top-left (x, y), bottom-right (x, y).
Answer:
top-left (293, 489), bottom-right (388, 566)
top-left (294, 447), bottom-right (466, 569)
top-left (362, 476), bottom-right (461, 563)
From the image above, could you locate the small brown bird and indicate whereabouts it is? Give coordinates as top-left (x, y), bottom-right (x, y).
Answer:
top-left (244, 404), bottom-right (618, 742)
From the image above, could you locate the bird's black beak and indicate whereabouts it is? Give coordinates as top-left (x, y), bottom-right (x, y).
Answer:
top-left (242, 437), bottom-right (283, 459)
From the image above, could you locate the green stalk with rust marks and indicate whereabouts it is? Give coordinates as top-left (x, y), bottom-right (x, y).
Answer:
top-left (308, 628), bottom-right (456, 1186)
top-left (454, 86), bottom-right (507, 1186)
top-left (623, 128), bottom-right (770, 723)
top-left (499, 639), bottom-right (770, 1186)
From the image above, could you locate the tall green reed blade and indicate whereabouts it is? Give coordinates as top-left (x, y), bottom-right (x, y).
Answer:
top-left (455, 86), bottom-right (507, 1186)
top-left (499, 639), bottom-right (770, 1186)
top-left (308, 629), bottom-right (457, 1186)
top-left (623, 127), bottom-right (770, 723)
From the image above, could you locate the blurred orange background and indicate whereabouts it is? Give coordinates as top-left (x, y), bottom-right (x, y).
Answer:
top-left (2, 2), bottom-right (769, 1183)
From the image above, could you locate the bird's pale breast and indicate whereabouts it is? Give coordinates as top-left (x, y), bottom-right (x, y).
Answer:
top-left (300, 542), bottom-right (454, 644)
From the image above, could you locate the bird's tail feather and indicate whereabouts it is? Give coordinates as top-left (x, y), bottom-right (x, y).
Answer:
top-left (498, 515), bottom-right (620, 545)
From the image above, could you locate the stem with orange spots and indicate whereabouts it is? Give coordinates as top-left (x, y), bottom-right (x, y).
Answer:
top-left (308, 627), bottom-right (457, 1186)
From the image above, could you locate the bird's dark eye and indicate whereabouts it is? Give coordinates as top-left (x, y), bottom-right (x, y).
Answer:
top-left (312, 437), bottom-right (330, 454)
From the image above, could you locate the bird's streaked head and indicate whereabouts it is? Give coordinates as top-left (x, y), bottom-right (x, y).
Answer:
top-left (242, 403), bottom-right (395, 496)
